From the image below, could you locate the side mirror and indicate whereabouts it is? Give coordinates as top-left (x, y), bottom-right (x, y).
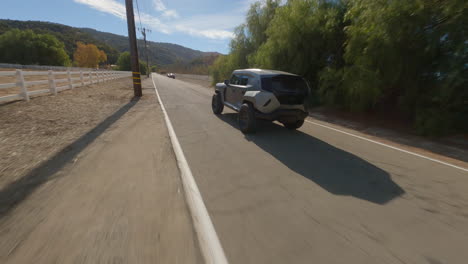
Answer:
top-left (224, 80), bottom-right (229, 85)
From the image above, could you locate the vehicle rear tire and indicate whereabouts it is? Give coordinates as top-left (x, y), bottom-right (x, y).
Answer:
top-left (283, 119), bottom-right (304, 130)
top-left (211, 93), bottom-right (224, 114)
top-left (238, 103), bottom-right (256, 134)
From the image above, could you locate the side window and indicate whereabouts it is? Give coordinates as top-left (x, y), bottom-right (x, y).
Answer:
top-left (238, 76), bottom-right (249, 86)
top-left (230, 74), bottom-right (250, 85)
top-left (229, 74), bottom-right (238, 85)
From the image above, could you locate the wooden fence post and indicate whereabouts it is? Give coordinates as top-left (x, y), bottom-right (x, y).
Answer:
top-left (80, 70), bottom-right (84, 86)
top-left (89, 71), bottom-right (93, 84)
top-left (67, 69), bottom-right (73, 89)
top-left (16, 69), bottom-right (29, 101)
top-left (48, 70), bottom-right (57, 95)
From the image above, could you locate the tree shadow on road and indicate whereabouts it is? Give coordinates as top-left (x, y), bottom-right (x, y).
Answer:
top-left (0, 97), bottom-right (140, 219)
top-left (216, 113), bottom-right (405, 204)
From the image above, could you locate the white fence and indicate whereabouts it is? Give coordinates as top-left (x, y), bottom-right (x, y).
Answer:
top-left (0, 69), bottom-right (131, 103)
top-left (0, 63), bottom-right (97, 71)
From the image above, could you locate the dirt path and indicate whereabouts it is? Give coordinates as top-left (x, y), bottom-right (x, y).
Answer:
top-left (0, 78), bottom-right (202, 263)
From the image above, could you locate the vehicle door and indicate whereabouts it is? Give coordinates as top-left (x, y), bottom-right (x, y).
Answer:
top-left (225, 74), bottom-right (240, 106)
top-left (234, 75), bottom-right (251, 108)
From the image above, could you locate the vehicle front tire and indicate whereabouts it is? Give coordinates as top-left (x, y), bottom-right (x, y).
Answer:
top-left (238, 103), bottom-right (256, 134)
top-left (211, 93), bottom-right (224, 114)
top-left (283, 119), bottom-right (304, 130)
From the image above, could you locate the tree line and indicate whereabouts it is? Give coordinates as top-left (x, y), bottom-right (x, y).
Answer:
top-left (211, 0), bottom-right (467, 136)
top-left (0, 28), bottom-right (150, 74)
top-left (0, 20), bottom-right (119, 64)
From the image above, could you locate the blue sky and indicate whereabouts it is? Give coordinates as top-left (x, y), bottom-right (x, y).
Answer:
top-left (0, 0), bottom-right (258, 53)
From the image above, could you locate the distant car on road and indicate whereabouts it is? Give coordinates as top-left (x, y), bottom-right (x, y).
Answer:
top-left (167, 73), bottom-right (175, 79)
top-left (212, 69), bottom-right (309, 133)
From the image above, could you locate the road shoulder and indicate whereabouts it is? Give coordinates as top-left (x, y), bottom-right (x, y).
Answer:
top-left (0, 78), bottom-right (203, 263)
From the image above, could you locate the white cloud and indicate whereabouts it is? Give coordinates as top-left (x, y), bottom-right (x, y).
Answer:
top-left (153, 0), bottom-right (166, 11)
top-left (162, 9), bottom-right (179, 19)
top-left (175, 25), bottom-right (233, 39)
top-left (152, 0), bottom-right (179, 18)
top-left (74, 0), bottom-right (235, 40)
top-left (174, 14), bottom-right (244, 31)
top-left (74, 0), bottom-right (126, 19)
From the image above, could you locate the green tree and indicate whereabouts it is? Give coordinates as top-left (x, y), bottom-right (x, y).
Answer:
top-left (117, 52), bottom-right (131, 71)
top-left (116, 51), bottom-right (147, 75)
top-left (211, 0), bottom-right (281, 84)
top-left (139, 61), bottom-right (148, 76)
top-left (252, 0), bottom-right (346, 100)
top-left (209, 0), bottom-right (467, 135)
top-left (0, 29), bottom-right (70, 66)
top-left (342, 0), bottom-right (467, 135)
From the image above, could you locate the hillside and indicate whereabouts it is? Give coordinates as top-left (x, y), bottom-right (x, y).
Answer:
top-left (80, 28), bottom-right (216, 66)
top-left (0, 19), bottom-right (220, 66)
top-left (0, 19), bottom-right (120, 64)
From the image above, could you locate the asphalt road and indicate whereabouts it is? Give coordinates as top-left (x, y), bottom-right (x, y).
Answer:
top-left (153, 74), bottom-right (468, 264)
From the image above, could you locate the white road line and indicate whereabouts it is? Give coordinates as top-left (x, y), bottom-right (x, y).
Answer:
top-left (151, 74), bottom-right (229, 264)
top-left (305, 120), bottom-right (468, 172)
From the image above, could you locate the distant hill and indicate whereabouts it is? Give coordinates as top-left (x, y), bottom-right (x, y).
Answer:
top-left (0, 19), bottom-right (221, 67)
top-left (0, 19), bottom-right (120, 64)
top-left (79, 28), bottom-right (219, 66)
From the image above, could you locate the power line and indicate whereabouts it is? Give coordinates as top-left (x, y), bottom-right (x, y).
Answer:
top-left (134, 0), bottom-right (149, 76)
top-left (134, 0), bottom-right (143, 31)
top-left (138, 27), bottom-right (152, 77)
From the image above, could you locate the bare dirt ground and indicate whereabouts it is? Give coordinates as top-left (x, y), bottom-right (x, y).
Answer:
top-left (0, 77), bottom-right (202, 263)
top-left (0, 77), bottom-right (135, 191)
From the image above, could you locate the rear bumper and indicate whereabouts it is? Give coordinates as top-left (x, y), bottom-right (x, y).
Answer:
top-left (255, 108), bottom-right (308, 123)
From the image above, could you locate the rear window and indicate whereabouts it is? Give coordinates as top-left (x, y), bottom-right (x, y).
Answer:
top-left (261, 75), bottom-right (308, 93)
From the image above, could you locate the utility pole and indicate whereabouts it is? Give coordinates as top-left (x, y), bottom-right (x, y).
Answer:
top-left (125, 0), bottom-right (142, 97)
top-left (139, 27), bottom-right (152, 77)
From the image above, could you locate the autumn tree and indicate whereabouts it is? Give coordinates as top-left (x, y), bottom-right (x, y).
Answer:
top-left (73, 42), bottom-right (107, 68)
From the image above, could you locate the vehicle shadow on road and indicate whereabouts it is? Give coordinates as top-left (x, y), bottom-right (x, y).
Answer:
top-left (0, 97), bottom-right (141, 219)
top-left (217, 113), bottom-right (405, 204)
